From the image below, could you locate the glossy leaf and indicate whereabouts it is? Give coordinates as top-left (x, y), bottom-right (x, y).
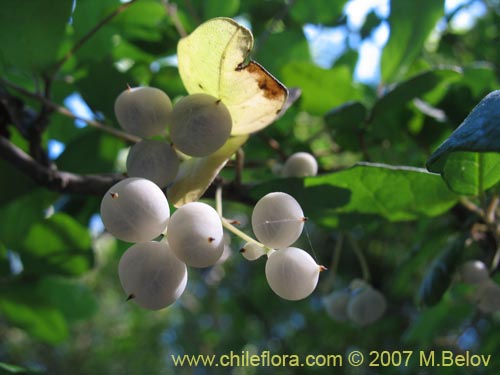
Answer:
top-left (417, 235), bottom-right (464, 306)
top-left (427, 90), bottom-right (500, 195)
top-left (177, 17), bottom-right (288, 135)
top-left (381, 0), bottom-right (444, 83)
top-left (251, 162), bottom-right (459, 225)
top-left (168, 135), bottom-right (248, 207)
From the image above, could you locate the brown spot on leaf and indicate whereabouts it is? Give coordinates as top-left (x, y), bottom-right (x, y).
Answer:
top-left (237, 61), bottom-right (286, 100)
top-left (198, 83), bottom-right (204, 89)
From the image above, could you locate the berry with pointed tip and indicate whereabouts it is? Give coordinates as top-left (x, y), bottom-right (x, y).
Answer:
top-left (170, 93), bottom-right (232, 157)
top-left (265, 247), bottom-right (322, 301)
top-left (251, 192), bottom-right (305, 249)
top-left (114, 86), bottom-right (172, 137)
top-left (240, 242), bottom-right (266, 261)
top-left (118, 241), bottom-right (187, 310)
top-left (167, 202), bottom-right (224, 268)
top-left (282, 152), bottom-right (318, 177)
top-left (126, 139), bottom-right (179, 188)
top-left (100, 178), bottom-right (170, 243)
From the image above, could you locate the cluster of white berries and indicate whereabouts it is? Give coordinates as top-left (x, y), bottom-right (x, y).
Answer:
top-left (458, 260), bottom-right (500, 313)
top-left (99, 86), bottom-right (324, 310)
top-left (323, 279), bottom-right (387, 326)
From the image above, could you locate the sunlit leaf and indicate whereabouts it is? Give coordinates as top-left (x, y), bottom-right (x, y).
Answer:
top-left (427, 90), bottom-right (500, 195)
top-left (251, 162), bottom-right (459, 225)
top-left (177, 17), bottom-right (288, 135)
top-left (168, 135), bottom-right (248, 207)
top-left (381, 0), bottom-right (444, 83)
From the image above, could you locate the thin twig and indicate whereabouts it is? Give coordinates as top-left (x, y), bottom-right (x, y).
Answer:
top-left (234, 148), bottom-right (244, 188)
top-left (0, 78), bottom-right (141, 143)
top-left (163, 0), bottom-right (188, 37)
top-left (485, 194), bottom-right (499, 224)
top-left (0, 136), bottom-right (124, 195)
top-left (347, 234), bottom-right (371, 282)
top-left (459, 197), bottom-right (485, 218)
top-left (51, 0), bottom-right (139, 76)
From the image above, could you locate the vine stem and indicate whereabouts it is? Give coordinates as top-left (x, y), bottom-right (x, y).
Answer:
top-left (215, 185), bottom-right (269, 251)
top-left (0, 78), bottom-right (141, 143)
top-left (347, 234), bottom-right (371, 282)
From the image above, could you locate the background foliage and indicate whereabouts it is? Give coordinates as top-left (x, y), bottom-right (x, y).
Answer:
top-left (1, 0), bottom-right (500, 374)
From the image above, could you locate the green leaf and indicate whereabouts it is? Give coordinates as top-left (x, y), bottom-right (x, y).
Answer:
top-left (427, 90), bottom-right (500, 195)
top-left (381, 0), bottom-right (444, 83)
top-left (168, 135), bottom-right (248, 207)
top-left (324, 101), bottom-right (368, 150)
top-left (56, 130), bottom-right (125, 174)
top-left (203, 0), bottom-right (240, 19)
top-left (0, 0), bottom-right (73, 73)
top-left (37, 276), bottom-right (98, 322)
top-left (417, 235), bottom-right (464, 306)
top-left (290, 0), bottom-right (346, 24)
top-left (20, 213), bottom-right (94, 277)
top-left (251, 162), bottom-right (459, 225)
top-left (0, 190), bottom-right (57, 250)
top-left (281, 62), bottom-right (362, 115)
top-left (113, 1), bottom-right (166, 41)
top-left (177, 17), bottom-right (288, 135)
top-left (0, 362), bottom-right (42, 374)
top-left (0, 284), bottom-right (68, 344)
top-left (372, 69), bottom-right (461, 125)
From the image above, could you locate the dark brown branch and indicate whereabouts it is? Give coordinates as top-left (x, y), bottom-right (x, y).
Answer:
top-left (0, 136), bottom-right (124, 195)
top-left (0, 78), bottom-right (140, 143)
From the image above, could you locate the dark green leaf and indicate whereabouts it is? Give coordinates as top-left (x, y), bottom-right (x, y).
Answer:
top-left (251, 162), bottom-right (459, 226)
top-left (0, 284), bottom-right (68, 344)
top-left (37, 276), bottom-right (98, 322)
top-left (381, 0), bottom-right (444, 83)
top-left (417, 235), bottom-right (465, 306)
top-left (0, 0), bottom-right (72, 73)
top-left (281, 62), bottom-right (361, 115)
top-left (20, 213), bottom-right (94, 277)
top-left (56, 130), bottom-right (125, 174)
top-left (427, 90), bottom-right (500, 195)
top-left (203, 0), bottom-right (240, 19)
top-left (0, 190), bottom-right (57, 250)
top-left (113, 1), bottom-right (166, 41)
top-left (324, 101), bottom-right (367, 149)
top-left (0, 362), bottom-right (42, 374)
top-left (290, 0), bottom-right (346, 25)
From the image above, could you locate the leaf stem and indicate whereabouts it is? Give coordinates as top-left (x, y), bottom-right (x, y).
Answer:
top-left (347, 234), bottom-right (371, 282)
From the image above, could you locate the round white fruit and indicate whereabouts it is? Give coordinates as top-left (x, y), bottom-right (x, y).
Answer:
top-left (126, 139), bottom-right (179, 188)
top-left (100, 177), bottom-right (170, 243)
top-left (114, 86), bottom-right (172, 138)
top-left (167, 202), bottom-right (224, 268)
top-left (459, 260), bottom-right (490, 285)
top-left (240, 242), bottom-right (266, 261)
top-left (282, 152), bottom-right (318, 178)
top-left (170, 93), bottom-right (232, 157)
top-left (324, 290), bottom-right (351, 322)
top-left (265, 247), bottom-right (321, 301)
top-left (476, 280), bottom-right (500, 313)
top-left (347, 286), bottom-right (386, 326)
top-left (252, 192), bottom-right (305, 249)
top-left (118, 241), bottom-right (187, 310)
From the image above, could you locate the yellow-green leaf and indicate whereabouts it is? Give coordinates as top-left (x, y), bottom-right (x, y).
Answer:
top-left (177, 17), bottom-right (288, 135)
top-left (167, 135), bottom-right (248, 207)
